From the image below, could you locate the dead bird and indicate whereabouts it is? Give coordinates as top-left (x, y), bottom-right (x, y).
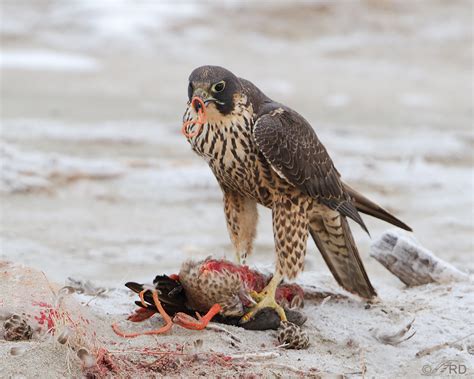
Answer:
top-left (124, 258), bottom-right (306, 331)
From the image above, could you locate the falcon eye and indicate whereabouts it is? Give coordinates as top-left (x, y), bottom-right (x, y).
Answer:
top-left (211, 81), bottom-right (225, 93)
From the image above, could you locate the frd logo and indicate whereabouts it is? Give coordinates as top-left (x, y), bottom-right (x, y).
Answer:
top-left (422, 360), bottom-right (469, 376)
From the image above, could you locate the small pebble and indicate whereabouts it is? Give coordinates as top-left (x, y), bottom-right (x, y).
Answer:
top-left (10, 346), bottom-right (27, 356)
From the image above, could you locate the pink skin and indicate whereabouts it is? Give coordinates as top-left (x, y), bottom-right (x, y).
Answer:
top-left (173, 304), bottom-right (223, 330)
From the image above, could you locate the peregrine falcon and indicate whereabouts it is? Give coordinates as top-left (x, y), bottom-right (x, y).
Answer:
top-left (182, 65), bottom-right (411, 323)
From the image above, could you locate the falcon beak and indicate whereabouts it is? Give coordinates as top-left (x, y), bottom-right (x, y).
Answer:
top-left (192, 88), bottom-right (208, 112)
top-left (192, 88), bottom-right (224, 111)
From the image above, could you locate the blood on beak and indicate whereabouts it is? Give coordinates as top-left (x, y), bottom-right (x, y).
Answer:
top-left (191, 96), bottom-right (206, 113)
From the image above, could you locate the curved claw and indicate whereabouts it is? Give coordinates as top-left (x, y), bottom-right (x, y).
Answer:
top-left (240, 292), bottom-right (287, 324)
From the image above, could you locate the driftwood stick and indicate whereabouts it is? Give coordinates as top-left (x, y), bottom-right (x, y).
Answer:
top-left (229, 351), bottom-right (280, 361)
top-left (370, 231), bottom-right (469, 286)
top-left (415, 332), bottom-right (474, 358)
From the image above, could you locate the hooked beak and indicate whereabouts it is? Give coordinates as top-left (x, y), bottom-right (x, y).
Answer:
top-left (192, 88), bottom-right (224, 112)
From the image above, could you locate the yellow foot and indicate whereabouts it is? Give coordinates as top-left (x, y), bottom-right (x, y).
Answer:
top-left (241, 290), bottom-right (287, 323)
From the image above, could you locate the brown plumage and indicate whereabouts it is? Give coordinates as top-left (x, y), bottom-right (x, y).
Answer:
top-left (183, 66), bottom-right (411, 318)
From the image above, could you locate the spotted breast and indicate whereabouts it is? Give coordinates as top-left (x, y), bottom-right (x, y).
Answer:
top-left (183, 93), bottom-right (293, 208)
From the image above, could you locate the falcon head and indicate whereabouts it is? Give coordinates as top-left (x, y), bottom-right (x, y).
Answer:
top-left (188, 65), bottom-right (241, 116)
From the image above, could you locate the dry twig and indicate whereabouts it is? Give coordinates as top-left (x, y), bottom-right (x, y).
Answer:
top-left (206, 323), bottom-right (242, 343)
top-left (416, 333), bottom-right (474, 358)
top-left (229, 351), bottom-right (280, 361)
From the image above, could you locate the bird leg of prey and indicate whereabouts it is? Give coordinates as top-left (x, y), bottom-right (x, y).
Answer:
top-left (111, 289), bottom-right (173, 338)
top-left (173, 303), bottom-right (222, 330)
top-left (240, 272), bottom-right (287, 324)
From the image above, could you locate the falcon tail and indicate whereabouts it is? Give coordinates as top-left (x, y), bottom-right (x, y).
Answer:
top-left (343, 183), bottom-right (412, 232)
top-left (309, 213), bottom-right (377, 299)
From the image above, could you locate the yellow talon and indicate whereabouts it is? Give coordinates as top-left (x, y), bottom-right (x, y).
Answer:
top-left (248, 290), bottom-right (265, 302)
top-left (241, 292), bottom-right (287, 322)
top-left (241, 273), bottom-right (287, 323)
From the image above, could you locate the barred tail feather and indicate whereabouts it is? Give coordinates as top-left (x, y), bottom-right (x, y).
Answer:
top-left (309, 212), bottom-right (377, 299)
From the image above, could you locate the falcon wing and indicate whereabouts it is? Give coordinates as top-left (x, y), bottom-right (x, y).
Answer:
top-left (253, 104), bottom-right (368, 233)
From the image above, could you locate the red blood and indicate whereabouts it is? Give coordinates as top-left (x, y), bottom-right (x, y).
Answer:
top-left (275, 283), bottom-right (304, 304)
top-left (34, 309), bottom-right (58, 331)
top-left (31, 301), bottom-right (78, 332)
top-left (32, 301), bottom-right (53, 308)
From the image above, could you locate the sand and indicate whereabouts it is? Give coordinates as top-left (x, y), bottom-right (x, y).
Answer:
top-left (1, 252), bottom-right (473, 378)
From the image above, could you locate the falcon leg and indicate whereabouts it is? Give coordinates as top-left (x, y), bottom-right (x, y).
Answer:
top-left (223, 191), bottom-right (258, 264)
top-left (173, 303), bottom-right (222, 330)
top-left (241, 196), bottom-right (309, 324)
